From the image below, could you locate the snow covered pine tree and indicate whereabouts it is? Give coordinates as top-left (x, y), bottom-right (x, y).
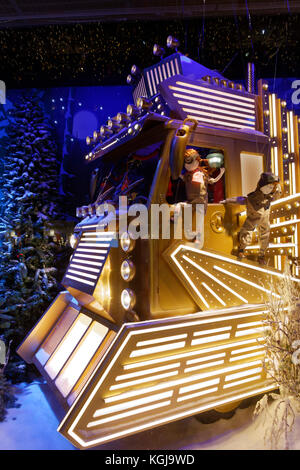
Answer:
top-left (0, 93), bottom-right (71, 381)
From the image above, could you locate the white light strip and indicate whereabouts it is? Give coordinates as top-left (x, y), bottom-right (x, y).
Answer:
top-left (136, 334), bottom-right (187, 347)
top-left (186, 352), bottom-right (226, 365)
top-left (170, 252), bottom-right (210, 308)
top-left (271, 192), bottom-right (300, 207)
top-left (213, 265), bottom-right (280, 298)
top-left (193, 326), bottom-right (231, 337)
top-left (102, 139), bottom-right (118, 151)
top-left (105, 360), bottom-right (262, 403)
top-left (78, 243), bottom-right (110, 248)
top-left (270, 219), bottom-right (300, 228)
top-left (146, 71), bottom-right (153, 96)
top-left (201, 282), bottom-right (226, 306)
top-left (273, 146), bottom-right (279, 177)
top-left (223, 375), bottom-right (261, 389)
top-left (176, 81), bottom-right (255, 103)
top-left (72, 258), bottom-right (104, 267)
top-left (65, 274), bottom-right (94, 286)
top-left (237, 321), bottom-right (263, 329)
top-left (244, 242), bottom-right (295, 250)
top-left (68, 384), bottom-right (275, 448)
top-left (87, 400), bottom-right (171, 428)
top-left (177, 386), bottom-right (218, 403)
top-left (68, 269), bottom-right (97, 280)
top-left (44, 314), bottom-right (92, 380)
top-left (116, 363), bottom-right (180, 382)
top-left (109, 370), bottom-right (179, 391)
top-left (182, 107), bottom-right (255, 125)
top-left (93, 391), bottom-right (173, 418)
top-left (229, 351), bottom-right (265, 362)
top-left (123, 338), bottom-right (261, 371)
top-left (76, 248), bottom-right (108, 254)
top-left (184, 359), bottom-right (225, 373)
top-left (231, 344), bottom-right (264, 355)
top-left (81, 238), bottom-right (113, 242)
top-left (182, 254), bottom-right (248, 304)
top-left (69, 263), bottom-right (100, 274)
top-left (82, 231), bottom-right (115, 237)
top-left (225, 367), bottom-right (262, 382)
top-left (186, 113), bottom-right (254, 129)
top-left (180, 245), bottom-right (300, 282)
top-left (169, 85), bottom-right (255, 109)
top-left (291, 162), bottom-right (296, 195)
top-left (191, 333), bottom-right (231, 346)
top-left (130, 341), bottom-right (186, 358)
top-left (73, 253), bottom-right (105, 261)
top-left (235, 327), bottom-right (265, 337)
top-left (271, 94), bottom-right (277, 137)
top-left (289, 111), bottom-right (295, 153)
top-left (177, 98), bottom-right (255, 117)
top-left (55, 321), bottom-right (108, 398)
top-left (179, 378), bottom-right (220, 395)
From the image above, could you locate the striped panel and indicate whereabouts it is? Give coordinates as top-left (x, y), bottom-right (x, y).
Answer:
top-left (167, 79), bottom-right (256, 130)
top-left (62, 231), bottom-right (115, 295)
top-left (58, 304), bottom-right (275, 448)
top-left (133, 76), bottom-right (147, 105)
top-left (141, 56), bottom-right (181, 102)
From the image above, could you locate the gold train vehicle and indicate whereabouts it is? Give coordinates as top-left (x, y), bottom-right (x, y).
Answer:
top-left (18, 37), bottom-right (300, 449)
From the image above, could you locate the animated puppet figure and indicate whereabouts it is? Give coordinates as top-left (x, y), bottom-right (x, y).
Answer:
top-left (180, 148), bottom-right (225, 211)
top-left (222, 172), bottom-right (282, 265)
top-left (177, 148), bottom-right (225, 245)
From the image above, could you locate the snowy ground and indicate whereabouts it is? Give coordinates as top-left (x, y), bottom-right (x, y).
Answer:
top-left (1, 380), bottom-right (300, 451)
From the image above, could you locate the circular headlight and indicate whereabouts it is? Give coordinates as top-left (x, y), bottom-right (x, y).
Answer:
top-left (70, 233), bottom-right (79, 249)
top-left (121, 260), bottom-right (136, 281)
top-left (120, 232), bottom-right (135, 253)
top-left (121, 289), bottom-right (136, 310)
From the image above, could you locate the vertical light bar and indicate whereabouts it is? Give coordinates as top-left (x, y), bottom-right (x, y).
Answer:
top-left (55, 322), bottom-right (108, 397)
top-left (44, 314), bottom-right (92, 380)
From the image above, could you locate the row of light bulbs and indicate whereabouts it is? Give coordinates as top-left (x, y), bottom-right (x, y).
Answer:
top-left (85, 96), bottom-right (163, 148)
top-left (126, 35), bottom-right (180, 86)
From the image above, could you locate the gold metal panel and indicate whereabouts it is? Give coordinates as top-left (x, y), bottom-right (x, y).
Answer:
top-left (163, 243), bottom-right (300, 311)
top-left (58, 304), bottom-right (275, 449)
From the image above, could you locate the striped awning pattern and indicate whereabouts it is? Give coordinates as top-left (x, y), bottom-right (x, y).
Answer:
top-left (62, 231), bottom-right (115, 295)
top-left (159, 76), bottom-right (257, 130)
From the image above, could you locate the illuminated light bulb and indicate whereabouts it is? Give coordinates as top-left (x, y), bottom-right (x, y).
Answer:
top-left (235, 83), bottom-right (244, 91)
top-left (127, 104), bottom-right (140, 118)
top-left (284, 180), bottom-right (290, 185)
top-left (228, 81), bottom-right (235, 89)
top-left (70, 233), bottom-right (79, 249)
top-left (137, 96), bottom-right (153, 110)
top-left (121, 289), bottom-right (136, 311)
top-left (282, 127), bottom-right (288, 133)
top-left (289, 249), bottom-right (293, 254)
top-left (86, 136), bottom-right (93, 145)
top-left (108, 118), bottom-right (122, 131)
top-left (126, 74), bottom-right (134, 85)
top-left (281, 100), bottom-right (287, 107)
top-left (262, 83), bottom-right (269, 90)
top-left (283, 153), bottom-right (289, 159)
top-left (264, 110), bottom-right (270, 116)
top-left (282, 227), bottom-right (288, 234)
top-left (213, 77), bottom-right (220, 86)
top-left (100, 125), bottom-right (113, 137)
top-left (286, 204), bottom-right (292, 210)
top-left (166, 35), bottom-right (180, 49)
top-left (202, 75), bottom-right (212, 83)
top-left (280, 249), bottom-right (284, 254)
top-left (120, 232), bottom-right (135, 252)
top-left (294, 202), bottom-right (300, 208)
top-left (93, 131), bottom-right (102, 142)
top-left (291, 226), bottom-right (295, 232)
top-left (117, 112), bottom-right (131, 124)
top-left (131, 64), bottom-right (141, 76)
top-left (153, 44), bottom-right (165, 58)
top-left (134, 123), bottom-right (141, 131)
top-left (220, 79), bottom-right (228, 87)
top-left (121, 260), bottom-right (136, 281)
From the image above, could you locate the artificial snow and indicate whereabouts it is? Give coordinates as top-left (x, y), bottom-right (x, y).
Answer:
top-left (0, 381), bottom-right (300, 450)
